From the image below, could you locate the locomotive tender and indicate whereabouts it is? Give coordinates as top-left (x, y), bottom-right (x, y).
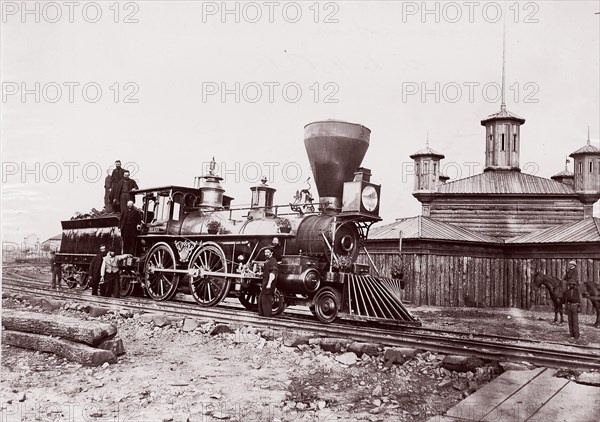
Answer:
top-left (57, 120), bottom-right (418, 325)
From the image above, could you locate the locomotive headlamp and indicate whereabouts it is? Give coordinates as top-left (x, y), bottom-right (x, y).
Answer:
top-left (361, 185), bottom-right (378, 212)
top-left (341, 177), bottom-right (381, 218)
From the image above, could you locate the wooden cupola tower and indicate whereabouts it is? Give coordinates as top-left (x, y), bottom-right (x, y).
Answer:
top-left (411, 136), bottom-right (444, 217)
top-left (481, 28), bottom-right (525, 172)
top-left (570, 129), bottom-right (600, 217)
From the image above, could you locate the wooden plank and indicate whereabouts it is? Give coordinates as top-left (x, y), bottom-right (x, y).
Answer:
top-left (2, 309), bottom-right (117, 346)
top-left (482, 368), bottom-right (568, 422)
top-left (508, 259), bottom-right (514, 307)
top-left (415, 254), bottom-right (422, 306)
top-left (531, 381), bottom-right (600, 422)
top-left (425, 416), bottom-right (464, 422)
top-left (3, 330), bottom-right (116, 366)
top-left (459, 256), bottom-right (466, 307)
top-left (445, 368), bottom-right (544, 420)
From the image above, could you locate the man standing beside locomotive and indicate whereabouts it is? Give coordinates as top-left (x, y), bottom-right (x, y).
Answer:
top-left (113, 170), bottom-right (139, 216)
top-left (100, 248), bottom-right (130, 298)
top-left (258, 248), bottom-right (279, 317)
top-left (563, 260), bottom-right (582, 341)
top-left (89, 245), bottom-right (107, 296)
top-left (49, 251), bottom-right (62, 289)
top-left (119, 201), bottom-right (142, 255)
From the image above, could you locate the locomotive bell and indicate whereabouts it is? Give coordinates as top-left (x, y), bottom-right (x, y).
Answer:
top-left (304, 120), bottom-right (371, 211)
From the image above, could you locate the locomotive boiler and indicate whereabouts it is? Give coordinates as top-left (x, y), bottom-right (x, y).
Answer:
top-left (57, 120), bottom-right (419, 325)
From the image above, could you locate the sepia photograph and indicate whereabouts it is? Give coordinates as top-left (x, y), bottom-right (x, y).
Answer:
top-left (2, 1), bottom-right (599, 421)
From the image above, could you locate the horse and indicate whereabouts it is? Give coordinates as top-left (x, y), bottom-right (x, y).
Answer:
top-left (582, 282), bottom-right (600, 328)
top-left (532, 272), bottom-right (566, 324)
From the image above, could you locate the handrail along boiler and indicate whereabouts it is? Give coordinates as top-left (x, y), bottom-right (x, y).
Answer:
top-left (56, 120), bottom-right (418, 325)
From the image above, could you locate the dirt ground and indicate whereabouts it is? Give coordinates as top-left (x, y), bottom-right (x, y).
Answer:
top-left (1, 294), bottom-right (507, 422)
top-left (414, 305), bottom-right (600, 347)
top-left (2, 265), bottom-right (600, 422)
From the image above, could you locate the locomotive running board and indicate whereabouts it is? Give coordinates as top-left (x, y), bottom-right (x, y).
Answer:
top-left (342, 274), bottom-right (421, 326)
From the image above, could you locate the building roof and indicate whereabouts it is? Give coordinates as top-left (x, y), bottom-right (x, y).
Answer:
top-left (507, 217), bottom-right (600, 244)
top-left (570, 142), bottom-right (600, 157)
top-left (369, 215), bottom-right (502, 243)
top-left (551, 169), bottom-right (574, 178)
top-left (481, 107), bottom-right (526, 125)
top-left (437, 171), bottom-right (576, 195)
top-left (43, 234), bottom-right (62, 243)
top-left (410, 146), bottom-right (445, 159)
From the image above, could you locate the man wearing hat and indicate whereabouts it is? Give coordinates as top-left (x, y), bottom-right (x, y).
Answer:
top-left (258, 248), bottom-right (279, 317)
top-left (563, 260), bottom-right (581, 340)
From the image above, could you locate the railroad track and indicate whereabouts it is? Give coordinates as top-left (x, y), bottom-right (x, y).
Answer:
top-left (3, 275), bottom-right (600, 371)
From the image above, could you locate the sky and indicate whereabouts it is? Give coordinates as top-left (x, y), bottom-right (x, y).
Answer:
top-left (2, 0), bottom-right (600, 245)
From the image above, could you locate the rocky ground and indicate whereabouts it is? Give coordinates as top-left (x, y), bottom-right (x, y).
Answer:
top-left (1, 295), bottom-right (507, 422)
top-left (2, 264), bottom-right (600, 422)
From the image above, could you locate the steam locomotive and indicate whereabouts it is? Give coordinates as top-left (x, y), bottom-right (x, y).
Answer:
top-left (57, 120), bottom-right (418, 325)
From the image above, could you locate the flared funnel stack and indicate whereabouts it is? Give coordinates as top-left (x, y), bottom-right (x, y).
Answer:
top-left (304, 120), bottom-right (371, 211)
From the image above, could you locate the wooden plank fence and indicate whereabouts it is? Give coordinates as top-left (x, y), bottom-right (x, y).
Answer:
top-left (358, 252), bottom-right (600, 315)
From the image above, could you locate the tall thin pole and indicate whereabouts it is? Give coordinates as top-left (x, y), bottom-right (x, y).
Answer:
top-left (501, 20), bottom-right (506, 111)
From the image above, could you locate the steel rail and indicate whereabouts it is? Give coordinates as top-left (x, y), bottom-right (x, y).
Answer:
top-left (3, 278), bottom-right (600, 371)
top-left (5, 274), bottom-right (600, 351)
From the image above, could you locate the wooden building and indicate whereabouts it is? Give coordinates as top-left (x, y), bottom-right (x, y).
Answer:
top-left (365, 93), bottom-right (600, 314)
top-left (411, 106), bottom-right (600, 240)
top-left (364, 216), bottom-right (600, 315)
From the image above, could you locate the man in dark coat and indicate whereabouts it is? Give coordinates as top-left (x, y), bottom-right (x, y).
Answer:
top-left (49, 251), bottom-right (62, 289)
top-left (103, 170), bottom-right (113, 212)
top-left (110, 160), bottom-right (125, 206)
top-left (113, 170), bottom-right (139, 215)
top-left (88, 245), bottom-right (107, 296)
top-left (119, 201), bottom-right (142, 254)
top-left (258, 248), bottom-right (279, 317)
top-left (563, 260), bottom-right (581, 340)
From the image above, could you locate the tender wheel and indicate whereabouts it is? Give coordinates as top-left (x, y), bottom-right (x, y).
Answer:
top-left (188, 243), bottom-right (230, 307)
top-left (239, 285), bottom-right (260, 312)
top-left (144, 243), bottom-right (180, 300)
top-left (62, 266), bottom-right (87, 289)
top-left (79, 272), bottom-right (90, 290)
top-left (312, 288), bottom-right (340, 323)
top-left (119, 270), bottom-right (138, 297)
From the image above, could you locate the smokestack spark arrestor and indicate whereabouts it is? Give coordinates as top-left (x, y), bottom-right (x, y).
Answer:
top-left (304, 120), bottom-right (373, 213)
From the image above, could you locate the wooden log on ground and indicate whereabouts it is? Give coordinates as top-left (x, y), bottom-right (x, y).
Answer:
top-left (2, 330), bottom-right (116, 366)
top-left (2, 309), bottom-right (116, 346)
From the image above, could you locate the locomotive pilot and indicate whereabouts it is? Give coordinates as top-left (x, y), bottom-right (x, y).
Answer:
top-left (258, 248), bottom-right (279, 317)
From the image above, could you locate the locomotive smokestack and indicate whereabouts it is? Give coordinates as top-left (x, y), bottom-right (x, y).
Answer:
top-left (304, 120), bottom-right (371, 211)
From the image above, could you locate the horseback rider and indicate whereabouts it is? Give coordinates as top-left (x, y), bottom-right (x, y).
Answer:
top-left (563, 260), bottom-right (581, 340)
